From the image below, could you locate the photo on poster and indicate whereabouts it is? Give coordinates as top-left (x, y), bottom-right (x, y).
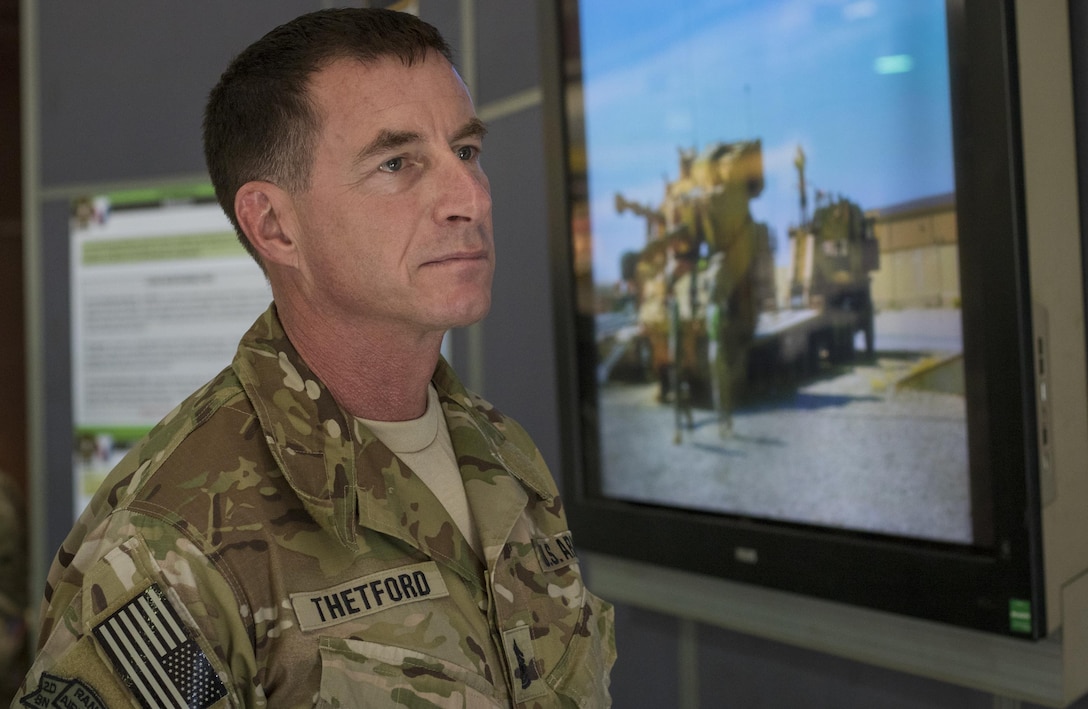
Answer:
top-left (566, 0), bottom-right (973, 545)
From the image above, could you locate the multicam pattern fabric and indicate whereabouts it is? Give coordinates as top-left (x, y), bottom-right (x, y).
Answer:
top-left (14, 305), bottom-right (616, 708)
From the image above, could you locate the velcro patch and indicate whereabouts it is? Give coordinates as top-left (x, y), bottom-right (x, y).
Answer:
top-left (533, 531), bottom-right (578, 572)
top-left (20, 672), bottom-right (106, 709)
top-left (92, 584), bottom-right (227, 709)
top-left (501, 625), bottom-right (547, 703)
top-left (290, 561), bottom-right (450, 632)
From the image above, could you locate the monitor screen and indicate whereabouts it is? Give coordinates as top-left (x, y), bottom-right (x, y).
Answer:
top-left (574, 0), bottom-right (971, 544)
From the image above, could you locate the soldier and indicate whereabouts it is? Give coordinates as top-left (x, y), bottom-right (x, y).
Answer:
top-left (15, 8), bottom-right (615, 708)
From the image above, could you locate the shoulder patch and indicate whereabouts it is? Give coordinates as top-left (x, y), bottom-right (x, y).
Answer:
top-left (533, 531), bottom-right (578, 572)
top-left (92, 584), bottom-right (227, 709)
top-left (20, 672), bottom-right (106, 709)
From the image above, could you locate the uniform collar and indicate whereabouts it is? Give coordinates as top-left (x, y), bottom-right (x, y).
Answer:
top-left (232, 305), bottom-right (358, 546)
top-left (232, 306), bottom-right (555, 552)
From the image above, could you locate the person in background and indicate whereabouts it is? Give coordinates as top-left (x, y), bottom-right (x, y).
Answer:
top-left (14, 8), bottom-right (615, 707)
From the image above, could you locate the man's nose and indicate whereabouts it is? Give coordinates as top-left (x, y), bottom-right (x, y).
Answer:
top-left (433, 157), bottom-right (492, 224)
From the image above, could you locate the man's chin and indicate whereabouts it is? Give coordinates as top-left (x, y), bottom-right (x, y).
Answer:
top-left (442, 295), bottom-right (492, 330)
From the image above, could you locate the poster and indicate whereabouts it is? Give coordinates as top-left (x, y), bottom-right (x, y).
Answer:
top-left (70, 188), bottom-right (272, 516)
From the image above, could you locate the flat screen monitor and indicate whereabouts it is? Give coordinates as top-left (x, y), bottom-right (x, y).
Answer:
top-left (548, 0), bottom-right (1048, 637)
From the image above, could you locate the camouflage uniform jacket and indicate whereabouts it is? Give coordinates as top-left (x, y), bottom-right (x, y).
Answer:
top-left (16, 306), bottom-right (616, 708)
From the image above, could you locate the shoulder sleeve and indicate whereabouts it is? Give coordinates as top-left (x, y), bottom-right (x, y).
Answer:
top-left (14, 514), bottom-right (252, 709)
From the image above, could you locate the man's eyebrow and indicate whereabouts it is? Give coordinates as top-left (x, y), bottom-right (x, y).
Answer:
top-left (353, 129), bottom-right (423, 168)
top-left (451, 118), bottom-right (488, 144)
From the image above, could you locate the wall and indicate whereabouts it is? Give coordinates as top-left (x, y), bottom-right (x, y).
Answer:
top-left (18, 1), bottom-right (1088, 708)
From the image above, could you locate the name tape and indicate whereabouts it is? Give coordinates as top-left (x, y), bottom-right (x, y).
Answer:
top-left (291, 561), bottom-right (449, 632)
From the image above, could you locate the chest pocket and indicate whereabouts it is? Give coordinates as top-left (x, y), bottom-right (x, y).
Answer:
top-left (317, 636), bottom-right (506, 709)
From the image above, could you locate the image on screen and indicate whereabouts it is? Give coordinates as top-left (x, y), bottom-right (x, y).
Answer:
top-left (569, 0), bottom-right (976, 545)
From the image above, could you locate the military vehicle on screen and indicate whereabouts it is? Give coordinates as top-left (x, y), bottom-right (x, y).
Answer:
top-left (609, 141), bottom-right (879, 441)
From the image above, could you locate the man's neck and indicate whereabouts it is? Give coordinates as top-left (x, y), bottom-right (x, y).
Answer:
top-left (277, 304), bottom-right (444, 422)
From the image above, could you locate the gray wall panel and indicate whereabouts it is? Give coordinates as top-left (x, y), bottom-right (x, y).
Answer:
top-left (37, 3), bottom-right (323, 187)
top-left (40, 201), bottom-right (72, 564)
top-left (475, 0), bottom-right (540, 104)
top-left (606, 605), bottom-right (681, 708)
top-left (478, 105), bottom-right (563, 478)
top-left (419, 1), bottom-right (463, 72)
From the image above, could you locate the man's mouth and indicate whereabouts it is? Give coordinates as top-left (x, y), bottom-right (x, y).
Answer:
top-left (422, 250), bottom-right (490, 267)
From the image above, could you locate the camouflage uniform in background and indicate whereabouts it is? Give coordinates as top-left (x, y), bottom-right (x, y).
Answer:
top-left (14, 305), bottom-right (616, 708)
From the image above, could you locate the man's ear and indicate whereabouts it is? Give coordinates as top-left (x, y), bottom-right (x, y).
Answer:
top-left (235, 181), bottom-right (299, 268)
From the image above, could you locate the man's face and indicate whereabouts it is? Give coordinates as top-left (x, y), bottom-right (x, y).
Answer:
top-left (286, 53), bottom-right (494, 339)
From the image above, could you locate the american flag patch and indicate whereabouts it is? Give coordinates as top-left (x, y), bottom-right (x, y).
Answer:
top-left (92, 584), bottom-right (227, 709)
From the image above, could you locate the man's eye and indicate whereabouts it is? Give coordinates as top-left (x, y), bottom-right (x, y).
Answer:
top-left (378, 157), bottom-right (404, 173)
top-left (456, 145), bottom-right (479, 161)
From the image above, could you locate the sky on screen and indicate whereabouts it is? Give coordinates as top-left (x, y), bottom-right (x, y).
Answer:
top-left (577, 0), bottom-right (954, 282)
